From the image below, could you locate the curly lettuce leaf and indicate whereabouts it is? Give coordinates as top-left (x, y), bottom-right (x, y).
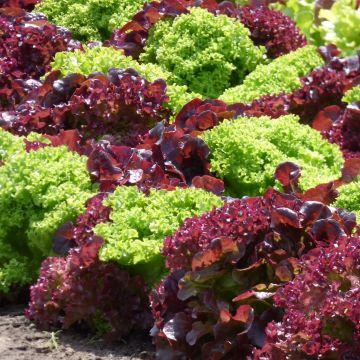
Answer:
top-left (95, 186), bottom-right (223, 284)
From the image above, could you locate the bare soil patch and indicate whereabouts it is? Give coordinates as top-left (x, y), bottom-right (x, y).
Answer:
top-left (0, 305), bottom-right (155, 360)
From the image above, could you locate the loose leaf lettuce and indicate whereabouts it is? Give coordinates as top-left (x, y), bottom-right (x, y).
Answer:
top-left (343, 85), bottom-right (360, 104)
top-left (140, 7), bottom-right (267, 98)
top-left (273, 0), bottom-right (360, 55)
top-left (259, 232), bottom-right (360, 358)
top-left (49, 46), bottom-right (203, 114)
top-left (202, 115), bottom-right (343, 197)
top-left (153, 186), bottom-right (356, 358)
top-left (1, 69), bottom-right (171, 147)
top-left (0, 129), bottom-right (95, 294)
top-left (94, 186), bottom-right (223, 284)
top-left (334, 178), bottom-right (360, 220)
top-left (35, 0), bottom-right (148, 41)
top-left (219, 45), bottom-right (324, 104)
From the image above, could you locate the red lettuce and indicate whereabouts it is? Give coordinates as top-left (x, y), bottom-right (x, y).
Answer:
top-left (87, 125), bottom-right (224, 195)
top-left (0, 8), bottom-right (81, 80)
top-left (26, 194), bottom-right (152, 339)
top-left (0, 8), bottom-right (80, 111)
top-left (237, 5), bottom-right (306, 59)
top-left (257, 231), bottom-right (360, 359)
top-left (86, 140), bottom-right (181, 193)
top-left (0, 69), bottom-right (171, 147)
top-left (0, 75), bottom-right (42, 111)
top-left (174, 98), bottom-right (242, 135)
top-left (315, 101), bottom-right (360, 160)
top-left (151, 183), bottom-right (356, 358)
top-left (0, 0), bottom-right (40, 10)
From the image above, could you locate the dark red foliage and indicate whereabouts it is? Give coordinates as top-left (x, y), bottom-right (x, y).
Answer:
top-left (139, 121), bottom-right (211, 184)
top-left (0, 69), bottom-right (171, 147)
top-left (26, 194), bottom-right (152, 339)
top-left (86, 125), bottom-right (224, 195)
top-left (0, 8), bottom-right (81, 82)
top-left (274, 162), bottom-right (301, 195)
top-left (175, 98), bottom-right (242, 135)
top-left (52, 193), bottom-right (111, 256)
top-left (238, 5), bottom-right (307, 58)
top-left (242, 52), bottom-right (360, 122)
top-left (257, 233), bottom-right (360, 359)
top-left (323, 102), bottom-right (360, 159)
top-left (274, 159), bottom-right (360, 206)
top-left (0, 0), bottom-right (40, 10)
top-left (0, 75), bottom-right (42, 111)
top-left (26, 240), bottom-right (152, 339)
top-left (151, 187), bottom-right (357, 358)
top-left (87, 140), bottom-right (181, 193)
top-left (108, 0), bottom-right (305, 60)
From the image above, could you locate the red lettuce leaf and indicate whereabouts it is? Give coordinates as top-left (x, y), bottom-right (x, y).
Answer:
top-left (152, 186), bottom-right (357, 358)
top-left (1, 69), bottom-right (171, 147)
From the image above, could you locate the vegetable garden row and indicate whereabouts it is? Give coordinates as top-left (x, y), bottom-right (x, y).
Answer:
top-left (1, 0), bottom-right (360, 358)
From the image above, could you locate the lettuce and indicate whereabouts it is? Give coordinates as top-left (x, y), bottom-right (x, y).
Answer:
top-left (261, 232), bottom-right (360, 358)
top-left (318, 0), bottom-right (360, 56)
top-left (94, 186), bottom-right (223, 284)
top-left (0, 8), bottom-right (81, 81)
top-left (219, 45), bottom-right (324, 104)
top-left (2, 69), bottom-right (170, 147)
top-left (49, 46), bottom-right (203, 115)
top-left (140, 7), bottom-right (266, 98)
top-left (343, 85), bottom-right (360, 104)
top-left (334, 178), bottom-right (360, 220)
top-left (0, 129), bottom-right (96, 293)
top-left (202, 115), bottom-right (343, 197)
top-left (35, 0), bottom-right (148, 41)
top-left (152, 187), bottom-right (356, 358)
top-left (273, 0), bottom-right (360, 55)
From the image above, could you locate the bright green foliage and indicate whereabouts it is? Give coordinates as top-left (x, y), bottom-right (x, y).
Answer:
top-left (0, 257), bottom-right (35, 295)
top-left (334, 178), bottom-right (360, 221)
top-left (219, 45), bottom-right (324, 104)
top-left (50, 47), bottom-right (169, 82)
top-left (95, 186), bottom-right (223, 284)
top-left (0, 129), bottom-right (25, 163)
top-left (140, 7), bottom-right (267, 98)
top-left (319, 0), bottom-right (360, 56)
top-left (35, 0), bottom-right (148, 42)
top-left (343, 85), bottom-right (360, 104)
top-left (50, 47), bottom-right (202, 115)
top-left (202, 115), bottom-right (343, 197)
top-left (273, 0), bottom-right (360, 56)
top-left (0, 129), bottom-right (96, 293)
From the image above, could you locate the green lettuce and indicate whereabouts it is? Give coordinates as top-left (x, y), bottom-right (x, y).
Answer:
top-left (35, 0), bottom-right (148, 41)
top-left (334, 178), bottom-right (360, 221)
top-left (343, 85), bottom-right (360, 104)
top-left (140, 7), bottom-right (267, 98)
top-left (202, 115), bottom-right (344, 197)
top-left (273, 0), bottom-right (360, 56)
top-left (0, 129), bottom-right (96, 293)
top-left (94, 186), bottom-right (223, 284)
top-left (219, 45), bottom-right (324, 104)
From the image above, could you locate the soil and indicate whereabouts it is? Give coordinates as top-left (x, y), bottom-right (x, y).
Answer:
top-left (0, 305), bottom-right (155, 360)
